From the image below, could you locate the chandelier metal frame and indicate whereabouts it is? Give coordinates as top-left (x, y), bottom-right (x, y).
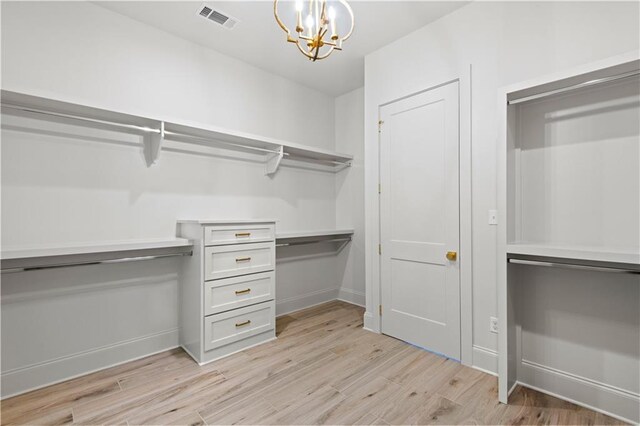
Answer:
top-left (274, 0), bottom-right (354, 61)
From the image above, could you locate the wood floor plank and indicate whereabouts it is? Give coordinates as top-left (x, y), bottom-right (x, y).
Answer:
top-left (117, 357), bottom-right (205, 391)
top-left (196, 350), bottom-right (336, 421)
top-left (202, 397), bottom-right (277, 425)
top-left (311, 376), bottom-right (403, 425)
top-left (73, 370), bottom-right (225, 424)
top-left (167, 411), bottom-right (207, 426)
top-left (405, 395), bottom-right (468, 425)
top-left (262, 385), bottom-right (347, 425)
top-left (261, 352), bottom-right (352, 410)
top-left (0, 407), bottom-right (73, 426)
top-left (0, 380), bottom-right (119, 425)
top-left (377, 344), bottom-right (445, 386)
top-left (137, 354), bottom-right (305, 425)
top-left (330, 344), bottom-right (410, 393)
top-left (2, 348), bottom-right (190, 425)
top-left (1, 301), bottom-right (626, 426)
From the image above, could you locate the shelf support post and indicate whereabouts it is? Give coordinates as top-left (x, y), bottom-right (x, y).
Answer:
top-left (144, 121), bottom-right (164, 167)
top-left (265, 145), bottom-right (284, 176)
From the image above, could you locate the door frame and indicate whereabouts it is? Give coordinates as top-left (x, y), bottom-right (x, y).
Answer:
top-left (365, 68), bottom-right (473, 367)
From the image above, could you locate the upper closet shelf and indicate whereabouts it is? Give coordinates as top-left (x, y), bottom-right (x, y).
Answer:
top-left (0, 90), bottom-right (353, 175)
top-left (1, 238), bottom-right (193, 272)
top-left (507, 243), bottom-right (640, 269)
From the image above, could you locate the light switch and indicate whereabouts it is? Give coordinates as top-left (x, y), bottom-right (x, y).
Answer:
top-left (488, 210), bottom-right (498, 225)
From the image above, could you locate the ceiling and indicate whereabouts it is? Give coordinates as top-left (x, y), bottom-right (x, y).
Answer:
top-left (95, 1), bottom-right (468, 96)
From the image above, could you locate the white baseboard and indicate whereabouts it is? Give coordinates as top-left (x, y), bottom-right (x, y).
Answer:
top-left (275, 287), bottom-right (340, 317)
top-left (363, 311), bottom-right (377, 332)
top-left (337, 288), bottom-right (365, 307)
top-left (519, 359), bottom-right (639, 424)
top-left (1, 328), bottom-right (179, 399)
top-left (472, 344), bottom-right (498, 376)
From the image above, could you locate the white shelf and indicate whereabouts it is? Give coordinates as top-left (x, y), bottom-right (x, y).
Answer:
top-left (276, 229), bottom-right (354, 240)
top-left (1, 238), bottom-right (193, 271)
top-left (275, 229), bottom-right (354, 248)
top-left (507, 243), bottom-right (640, 266)
top-left (178, 219), bottom-right (277, 225)
top-left (0, 90), bottom-right (353, 174)
top-left (167, 121), bottom-right (353, 166)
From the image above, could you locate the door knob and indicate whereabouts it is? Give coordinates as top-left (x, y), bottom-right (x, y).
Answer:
top-left (446, 251), bottom-right (457, 261)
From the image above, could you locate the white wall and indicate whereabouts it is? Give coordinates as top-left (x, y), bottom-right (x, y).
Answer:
top-left (0, 1), bottom-right (346, 397)
top-left (335, 87), bottom-right (365, 306)
top-left (364, 1), bottom-right (640, 374)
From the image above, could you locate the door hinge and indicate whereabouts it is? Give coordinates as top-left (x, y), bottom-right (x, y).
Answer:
top-left (378, 183), bottom-right (381, 194)
top-left (378, 120), bottom-right (384, 133)
top-left (379, 304), bottom-right (383, 316)
top-left (378, 244), bottom-right (382, 255)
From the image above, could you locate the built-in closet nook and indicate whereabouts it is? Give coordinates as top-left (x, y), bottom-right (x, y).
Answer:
top-left (498, 58), bottom-right (640, 423)
top-left (1, 1), bottom-right (639, 425)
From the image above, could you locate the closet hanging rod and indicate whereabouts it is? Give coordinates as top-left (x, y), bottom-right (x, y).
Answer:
top-left (1, 104), bottom-right (161, 134)
top-left (289, 156), bottom-right (352, 166)
top-left (162, 130), bottom-right (290, 156)
top-left (508, 69), bottom-right (640, 105)
top-left (1, 251), bottom-right (193, 274)
top-left (508, 258), bottom-right (639, 274)
top-left (276, 237), bottom-right (352, 247)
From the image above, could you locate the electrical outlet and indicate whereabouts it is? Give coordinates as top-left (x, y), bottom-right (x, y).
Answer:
top-left (488, 210), bottom-right (498, 225)
top-left (489, 317), bottom-right (498, 334)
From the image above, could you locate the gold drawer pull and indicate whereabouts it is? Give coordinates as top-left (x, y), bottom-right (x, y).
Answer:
top-left (235, 320), bottom-right (251, 327)
top-left (235, 232), bottom-right (251, 237)
top-left (235, 257), bottom-right (251, 263)
top-left (235, 288), bottom-right (251, 295)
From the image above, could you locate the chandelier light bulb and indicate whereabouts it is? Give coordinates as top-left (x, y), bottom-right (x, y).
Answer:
top-left (305, 14), bottom-right (314, 37)
top-left (295, 0), bottom-right (304, 32)
top-left (328, 6), bottom-right (337, 40)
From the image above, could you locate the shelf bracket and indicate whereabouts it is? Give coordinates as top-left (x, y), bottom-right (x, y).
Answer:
top-left (144, 121), bottom-right (164, 167)
top-left (336, 161), bottom-right (352, 172)
top-left (265, 145), bottom-right (284, 176)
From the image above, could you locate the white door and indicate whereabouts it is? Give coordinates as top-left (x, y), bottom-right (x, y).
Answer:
top-left (380, 81), bottom-right (460, 359)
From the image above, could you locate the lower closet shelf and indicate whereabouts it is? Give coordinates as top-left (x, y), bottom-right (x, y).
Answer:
top-left (507, 243), bottom-right (640, 271)
top-left (0, 238), bottom-right (194, 272)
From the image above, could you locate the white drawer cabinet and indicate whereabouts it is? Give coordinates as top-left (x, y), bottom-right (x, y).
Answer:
top-left (204, 224), bottom-right (275, 246)
top-left (178, 220), bottom-right (276, 365)
top-left (204, 271), bottom-right (275, 316)
top-left (204, 242), bottom-right (275, 280)
top-left (203, 301), bottom-right (275, 351)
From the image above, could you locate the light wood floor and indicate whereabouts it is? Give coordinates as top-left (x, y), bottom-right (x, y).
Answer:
top-left (1, 301), bottom-right (625, 425)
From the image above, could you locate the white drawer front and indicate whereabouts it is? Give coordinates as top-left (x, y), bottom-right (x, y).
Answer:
top-left (204, 224), bottom-right (275, 246)
top-left (204, 271), bottom-right (275, 316)
top-left (204, 242), bottom-right (275, 280)
top-left (203, 301), bottom-right (275, 351)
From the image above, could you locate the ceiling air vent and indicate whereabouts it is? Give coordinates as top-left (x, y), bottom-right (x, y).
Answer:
top-left (197, 4), bottom-right (239, 30)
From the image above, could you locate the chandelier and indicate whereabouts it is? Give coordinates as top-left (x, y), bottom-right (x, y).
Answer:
top-left (274, 0), bottom-right (354, 61)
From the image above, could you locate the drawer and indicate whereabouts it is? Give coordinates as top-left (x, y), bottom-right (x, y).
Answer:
top-left (203, 301), bottom-right (275, 351)
top-left (204, 271), bottom-right (275, 315)
top-left (204, 242), bottom-right (275, 280)
top-left (204, 224), bottom-right (275, 246)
